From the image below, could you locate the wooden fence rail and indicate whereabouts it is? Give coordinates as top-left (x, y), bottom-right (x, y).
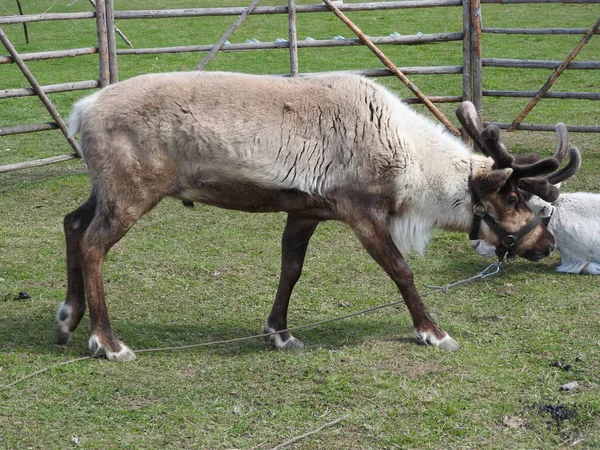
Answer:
top-left (1, 0), bottom-right (598, 174)
top-left (480, 0), bottom-right (596, 3)
top-left (482, 27), bottom-right (600, 34)
top-left (114, 33), bottom-right (464, 56)
top-left (483, 90), bottom-right (600, 100)
top-left (491, 123), bottom-right (600, 132)
top-left (0, 122), bottom-right (58, 137)
top-left (507, 19), bottom-right (599, 131)
top-left (0, 47), bottom-right (97, 64)
top-left (482, 58), bottom-right (600, 70)
top-left (0, 1), bottom-right (463, 26)
top-left (0, 80), bottom-right (100, 100)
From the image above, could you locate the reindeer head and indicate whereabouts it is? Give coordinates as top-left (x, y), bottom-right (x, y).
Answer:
top-left (456, 102), bottom-right (581, 262)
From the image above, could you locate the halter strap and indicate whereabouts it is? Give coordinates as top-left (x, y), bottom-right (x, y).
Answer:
top-left (468, 163), bottom-right (544, 262)
top-left (469, 201), bottom-right (542, 261)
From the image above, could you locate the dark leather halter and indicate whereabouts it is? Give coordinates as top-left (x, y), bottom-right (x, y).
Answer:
top-left (469, 202), bottom-right (542, 262)
top-left (467, 164), bottom-right (546, 262)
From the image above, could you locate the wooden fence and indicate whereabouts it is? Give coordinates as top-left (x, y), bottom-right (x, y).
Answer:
top-left (0, 0), bottom-right (598, 174)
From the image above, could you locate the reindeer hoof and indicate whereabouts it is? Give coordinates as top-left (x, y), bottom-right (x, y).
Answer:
top-left (54, 302), bottom-right (72, 344)
top-left (264, 325), bottom-right (305, 351)
top-left (89, 335), bottom-right (137, 361)
top-left (106, 342), bottom-right (137, 362)
top-left (437, 335), bottom-right (459, 351)
top-left (414, 329), bottom-right (459, 351)
top-left (276, 335), bottom-right (305, 351)
top-left (55, 328), bottom-right (71, 345)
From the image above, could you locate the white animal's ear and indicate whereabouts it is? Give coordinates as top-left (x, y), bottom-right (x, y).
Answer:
top-left (554, 182), bottom-right (562, 189)
top-left (474, 168), bottom-right (513, 197)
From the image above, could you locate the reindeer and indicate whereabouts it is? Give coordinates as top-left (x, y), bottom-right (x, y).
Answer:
top-left (55, 72), bottom-right (575, 361)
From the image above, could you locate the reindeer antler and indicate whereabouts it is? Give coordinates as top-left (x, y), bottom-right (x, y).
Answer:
top-left (519, 146), bottom-right (582, 201)
top-left (456, 101), bottom-right (489, 156)
top-left (456, 102), bottom-right (579, 202)
top-left (480, 124), bottom-right (568, 178)
top-left (546, 145), bottom-right (581, 185)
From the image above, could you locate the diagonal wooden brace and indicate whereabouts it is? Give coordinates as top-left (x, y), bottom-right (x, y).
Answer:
top-left (196, 0), bottom-right (262, 71)
top-left (508, 19), bottom-right (600, 132)
top-left (0, 27), bottom-right (82, 157)
top-left (321, 0), bottom-right (461, 136)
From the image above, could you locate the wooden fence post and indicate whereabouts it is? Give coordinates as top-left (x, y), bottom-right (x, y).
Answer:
top-left (105, 0), bottom-right (118, 83)
top-left (288, 0), bottom-right (298, 76)
top-left (88, 0), bottom-right (133, 49)
top-left (470, 0), bottom-right (482, 120)
top-left (95, 0), bottom-right (110, 87)
top-left (462, 0), bottom-right (471, 103)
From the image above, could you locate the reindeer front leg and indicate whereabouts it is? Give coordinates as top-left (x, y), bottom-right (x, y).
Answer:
top-left (265, 214), bottom-right (320, 350)
top-left (350, 213), bottom-right (459, 351)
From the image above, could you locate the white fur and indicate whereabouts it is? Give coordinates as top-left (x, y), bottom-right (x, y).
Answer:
top-left (472, 192), bottom-right (600, 274)
top-left (68, 91), bottom-right (101, 138)
top-left (388, 214), bottom-right (434, 256)
top-left (55, 301), bottom-right (72, 337)
top-left (88, 334), bottom-right (137, 361)
top-left (264, 324), bottom-right (305, 350)
top-left (414, 329), bottom-right (459, 351)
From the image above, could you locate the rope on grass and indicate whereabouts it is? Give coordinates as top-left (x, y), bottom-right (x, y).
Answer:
top-left (1, 356), bottom-right (93, 390)
top-left (1, 261), bottom-right (504, 390)
top-left (268, 414), bottom-right (351, 450)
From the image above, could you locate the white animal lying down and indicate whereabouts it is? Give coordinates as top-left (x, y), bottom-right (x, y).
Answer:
top-left (472, 190), bottom-right (600, 275)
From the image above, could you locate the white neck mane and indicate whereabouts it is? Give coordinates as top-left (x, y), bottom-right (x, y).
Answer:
top-left (382, 102), bottom-right (492, 255)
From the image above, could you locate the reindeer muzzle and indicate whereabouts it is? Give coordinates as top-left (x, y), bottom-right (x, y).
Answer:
top-left (469, 202), bottom-right (543, 262)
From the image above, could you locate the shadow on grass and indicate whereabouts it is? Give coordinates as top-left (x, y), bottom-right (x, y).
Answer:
top-left (439, 254), bottom-right (559, 277)
top-left (0, 306), bottom-right (418, 359)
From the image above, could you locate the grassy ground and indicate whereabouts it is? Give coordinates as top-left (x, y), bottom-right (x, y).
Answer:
top-left (1, 1), bottom-right (599, 449)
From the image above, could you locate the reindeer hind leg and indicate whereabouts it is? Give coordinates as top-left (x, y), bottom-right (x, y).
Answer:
top-left (79, 188), bottom-right (161, 361)
top-left (56, 192), bottom-right (98, 345)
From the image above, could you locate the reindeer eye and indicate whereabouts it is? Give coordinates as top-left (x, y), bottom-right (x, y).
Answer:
top-left (507, 195), bottom-right (518, 207)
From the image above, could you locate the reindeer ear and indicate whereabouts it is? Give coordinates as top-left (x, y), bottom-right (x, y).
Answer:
top-left (519, 178), bottom-right (560, 203)
top-left (473, 168), bottom-right (513, 198)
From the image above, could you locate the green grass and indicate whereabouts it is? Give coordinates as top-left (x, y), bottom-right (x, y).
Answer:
top-left (1, 1), bottom-right (600, 449)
